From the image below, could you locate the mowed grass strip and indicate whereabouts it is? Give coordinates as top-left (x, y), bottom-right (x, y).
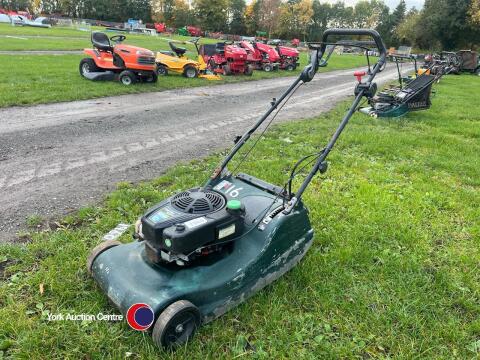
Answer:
top-left (0, 53), bottom-right (366, 108)
top-left (0, 75), bottom-right (479, 359)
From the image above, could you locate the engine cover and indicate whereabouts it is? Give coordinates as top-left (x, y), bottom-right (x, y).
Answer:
top-left (141, 188), bottom-right (245, 264)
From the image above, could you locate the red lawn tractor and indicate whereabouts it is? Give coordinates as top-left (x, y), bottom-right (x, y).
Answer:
top-left (239, 40), bottom-right (280, 72)
top-left (200, 42), bottom-right (253, 76)
top-left (276, 45), bottom-right (300, 71)
top-left (79, 32), bottom-right (157, 85)
top-left (187, 26), bottom-right (202, 37)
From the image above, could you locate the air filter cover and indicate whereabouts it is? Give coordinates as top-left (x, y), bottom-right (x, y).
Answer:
top-left (171, 188), bottom-right (225, 214)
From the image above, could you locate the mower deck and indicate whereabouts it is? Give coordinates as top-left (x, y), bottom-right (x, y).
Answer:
top-left (91, 174), bottom-right (314, 322)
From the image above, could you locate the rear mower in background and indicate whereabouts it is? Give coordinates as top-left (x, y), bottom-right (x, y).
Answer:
top-left (87, 28), bottom-right (388, 350)
top-left (199, 41), bottom-right (253, 76)
top-left (276, 44), bottom-right (300, 71)
top-left (457, 50), bottom-right (480, 75)
top-left (239, 40), bottom-right (280, 72)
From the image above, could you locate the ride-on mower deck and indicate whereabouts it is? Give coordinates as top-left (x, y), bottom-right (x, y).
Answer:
top-left (87, 28), bottom-right (387, 349)
top-left (80, 32), bottom-right (157, 85)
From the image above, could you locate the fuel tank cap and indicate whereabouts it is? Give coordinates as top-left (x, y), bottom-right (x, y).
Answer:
top-left (226, 199), bottom-right (242, 210)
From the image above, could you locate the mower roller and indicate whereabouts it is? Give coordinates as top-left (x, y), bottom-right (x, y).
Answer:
top-left (87, 28), bottom-right (387, 349)
top-left (80, 32), bottom-right (157, 85)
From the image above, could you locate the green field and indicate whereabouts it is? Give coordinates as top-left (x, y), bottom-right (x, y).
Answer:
top-left (0, 75), bottom-right (479, 359)
top-left (0, 23), bottom-right (217, 51)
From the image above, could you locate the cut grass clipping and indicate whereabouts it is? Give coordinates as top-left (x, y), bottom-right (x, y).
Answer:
top-left (1, 75), bottom-right (479, 359)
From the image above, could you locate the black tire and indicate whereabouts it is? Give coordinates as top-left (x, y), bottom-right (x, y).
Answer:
top-left (476, 68), bottom-right (480, 76)
top-left (79, 58), bottom-right (100, 77)
top-left (244, 64), bottom-right (254, 76)
top-left (152, 300), bottom-right (201, 349)
top-left (144, 71), bottom-right (158, 83)
top-left (156, 64), bottom-right (168, 76)
top-left (183, 65), bottom-right (198, 78)
top-left (262, 63), bottom-right (273, 72)
top-left (86, 240), bottom-right (121, 274)
top-left (118, 70), bottom-right (137, 86)
top-left (285, 64), bottom-right (295, 71)
top-left (222, 64), bottom-right (232, 76)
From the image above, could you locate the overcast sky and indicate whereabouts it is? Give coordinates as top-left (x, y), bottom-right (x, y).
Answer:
top-left (324, 0), bottom-right (425, 10)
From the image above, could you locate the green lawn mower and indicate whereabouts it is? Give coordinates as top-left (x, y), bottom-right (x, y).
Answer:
top-left (87, 28), bottom-right (387, 349)
top-left (358, 57), bottom-right (448, 118)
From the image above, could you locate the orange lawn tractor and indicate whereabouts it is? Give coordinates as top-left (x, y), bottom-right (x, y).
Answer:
top-left (79, 32), bottom-right (157, 85)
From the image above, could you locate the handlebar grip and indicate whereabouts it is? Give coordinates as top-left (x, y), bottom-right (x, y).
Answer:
top-left (321, 28), bottom-right (387, 60)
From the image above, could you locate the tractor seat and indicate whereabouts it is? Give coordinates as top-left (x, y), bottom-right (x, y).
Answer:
top-left (91, 32), bottom-right (112, 52)
top-left (216, 43), bottom-right (225, 54)
top-left (169, 42), bottom-right (187, 57)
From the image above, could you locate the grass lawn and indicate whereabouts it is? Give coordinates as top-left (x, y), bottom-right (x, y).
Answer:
top-left (0, 74), bottom-right (479, 359)
top-left (0, 23), bottom-right (218, 51)
top-left (0, 53), bottom-right (366, 108)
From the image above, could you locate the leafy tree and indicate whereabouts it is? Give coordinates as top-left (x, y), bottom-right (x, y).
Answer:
top-left (193, 0), bottom-right (228, 31)
top-left (259, 0), bottom-right (282, 37)
top-left (278, 0), bottom-right (313, 40)
top-left (419, 0), bottom-right (478, 50)
top-left (244, 0), bottom-right (262, 35)
top-left (228, 0), bottom-right (246, 34)
top-left (328, 2), bottom-right (354, 28)
top-left (395, 8), bottom-right (421, 46)
top-left (308, 1), bottom-right (332, 41)
top-left (468, 0), bottom-right (480, 24)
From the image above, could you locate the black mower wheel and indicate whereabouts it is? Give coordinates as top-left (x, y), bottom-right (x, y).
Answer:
top-left (86, 240), bottom-right (121, 274)
top-left (119, 70), bottom-right (137, 86)
top-left (244, 64), bottom-right (254, 76)
top-left (262, 63), bottom-right (273, 72)
top-left (156, 64), bottom-right (168, 76)
top-left (79, 58), bottom-right (100, 77)
top-left (222, 64), bottom-right (232, 76)
top-left (285, 64), bottom-right (295, 71)
top-left (144, 71), bottom-right (158, 83)
top-left (183, 65), bottom-right (198, 78)
top-left (476, 68), bottom-right (480, 76)
top-left (152, 300), bottom-right (201, 349)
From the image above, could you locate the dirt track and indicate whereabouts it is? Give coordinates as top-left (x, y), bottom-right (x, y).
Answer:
top-left (0, 65), bottom-right (409, 242)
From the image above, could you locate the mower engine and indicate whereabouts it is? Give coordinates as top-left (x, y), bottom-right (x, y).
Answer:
top-left (137, 188), bottom-right (246, 266)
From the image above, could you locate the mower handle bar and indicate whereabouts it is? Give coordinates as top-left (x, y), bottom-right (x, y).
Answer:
top-left (206, 29), bottom-right (386, 211)
top-left (321, 29), bottom-right (386, 59)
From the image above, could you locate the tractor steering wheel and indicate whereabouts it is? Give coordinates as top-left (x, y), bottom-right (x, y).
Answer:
top-left (110, 35), bottom-right (126, 44)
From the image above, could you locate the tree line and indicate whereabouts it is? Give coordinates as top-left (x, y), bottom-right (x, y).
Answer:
top-left (1, 0), bottom-right (479, 50)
